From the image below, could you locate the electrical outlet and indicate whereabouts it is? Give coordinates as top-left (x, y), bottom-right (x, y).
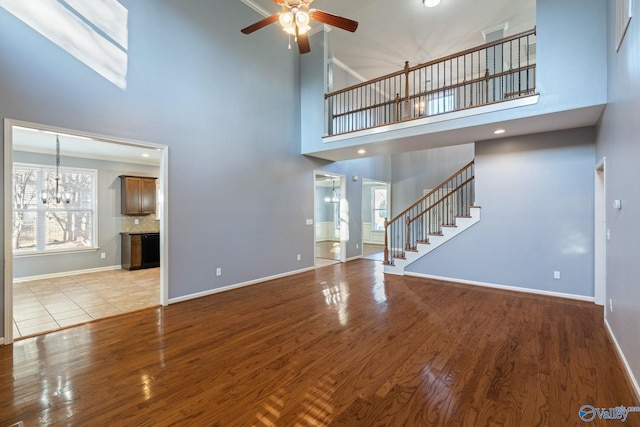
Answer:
top-left (100, 252), bottom-right (106, 259)
top-left (216, 268), bottom-right (222, 276)
top-left (610, 298), bottom-right (613, 312)
top-left (356, 243), bottom-right (359, 249)
top-left (553, 271), bottom-right (560, 279)
top-left (134, 218), bottom-right (139, 225)
top-left (297, 254), bottom-right (301, 261)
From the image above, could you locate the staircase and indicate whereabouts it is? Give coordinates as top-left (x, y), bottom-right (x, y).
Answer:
top-left (383, 160), bottom-right (480, 275)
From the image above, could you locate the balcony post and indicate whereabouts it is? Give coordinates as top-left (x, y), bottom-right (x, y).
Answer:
top-left (403, 61), bottom-right (410, 119)
top-left (484, 68), bottom-right (490, 104)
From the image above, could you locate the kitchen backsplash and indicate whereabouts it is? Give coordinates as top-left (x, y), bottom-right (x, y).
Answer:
top-left (121, 215), bottom-right (160, 233)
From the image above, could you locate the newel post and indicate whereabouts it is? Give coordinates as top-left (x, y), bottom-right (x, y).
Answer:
top-left (383, 218), bottom-right (389, 265)
top-left (405, 216), bottom-right (411, 251)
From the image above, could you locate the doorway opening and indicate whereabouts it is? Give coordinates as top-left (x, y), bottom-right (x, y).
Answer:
top-left (4, 119), bottom-right (169, 343)
top-left (594, 157), bottom-right (606, 308)
top-left (314, 172), bottom-right (346, 268)
top-left (362, 179), bottom-right (390, 261)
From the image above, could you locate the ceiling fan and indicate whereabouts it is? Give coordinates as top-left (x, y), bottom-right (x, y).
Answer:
top-left (241, 0), bottom-right (358, 54)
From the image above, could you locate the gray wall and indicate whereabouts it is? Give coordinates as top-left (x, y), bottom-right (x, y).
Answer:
top-left (330, 61), bottom-right (363, 92)
top-left (595, 0), bottom-right (640, 392)
top-left (535, 0), bottom-right (607, 112)
top-left (390, 143), bottom-right (474, 215)
top-left (406, 128), bottom-right (596, 298)
top-left (12, 151), bottom-right (159, 278)
top-left (0, 0), bottom-right (392, 337)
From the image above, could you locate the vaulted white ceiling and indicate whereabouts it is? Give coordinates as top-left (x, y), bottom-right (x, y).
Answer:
top-left (246, 0), bottom-right (536, 81)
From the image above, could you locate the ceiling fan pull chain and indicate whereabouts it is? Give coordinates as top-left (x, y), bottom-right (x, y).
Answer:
top-left (288, 33), bottom-right (292, 49)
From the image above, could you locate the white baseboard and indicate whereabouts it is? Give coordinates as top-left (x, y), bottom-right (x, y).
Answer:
top-left (168, 266), bottom-right (316, 304)
top-left (605, 318), bottom-right (640, 401)
top-left (0, 337), bottom-right (4, 345)
top-left (14, 265), bottom-right (123, 283)
top-left (405, 272), bottom-right (595, 302)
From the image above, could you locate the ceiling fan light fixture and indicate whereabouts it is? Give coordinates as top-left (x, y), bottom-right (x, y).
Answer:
top-left (279, 12), bottom-right (295, 34)
top-left (295, 11), bottom-right (311, 34)
top-left (423, 0), bottom-right (441, 7)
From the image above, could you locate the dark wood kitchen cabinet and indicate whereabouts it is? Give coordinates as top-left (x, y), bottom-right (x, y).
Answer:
top-left (120, 175), bottom-right (156, 215)
top-left (121, 233), bottom-right (142, 270)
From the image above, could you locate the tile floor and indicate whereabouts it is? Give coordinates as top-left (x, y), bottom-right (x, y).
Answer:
top-left (13, 268), bottom-right (160, 339)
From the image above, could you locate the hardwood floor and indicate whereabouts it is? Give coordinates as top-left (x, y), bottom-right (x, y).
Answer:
top-left (0, 260), bottom-right (637, 426)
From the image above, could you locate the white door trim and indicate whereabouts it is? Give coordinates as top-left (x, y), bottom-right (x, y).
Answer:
top-left (594, 157), bottom-right (606, 307)
top-left (314, 171), bottom-right (347, 264)
top-left (3, 118), bottom-right (169, 344)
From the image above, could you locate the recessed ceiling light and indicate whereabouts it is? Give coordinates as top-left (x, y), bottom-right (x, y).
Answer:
top-left (494, 129), bottom-right (506, 135)
top-left (423, 0), bottom-right (441, 7)
top-left (142, 153), bottom-right (150, 158)
top-left (357, 149), bottom-right (366, 155)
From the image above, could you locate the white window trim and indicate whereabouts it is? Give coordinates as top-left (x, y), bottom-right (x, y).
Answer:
top-left (13, 161), bottom-right (99, 255)
top-left (371, 186), bottom-right (388, 232)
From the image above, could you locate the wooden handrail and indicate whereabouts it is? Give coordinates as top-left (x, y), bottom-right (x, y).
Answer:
top-left (407, 176), bottom-right (475, 225)
top-left (405, 27), bottom-right (536, 74)
top-left (325, 27), bottom-right (536, 99)
top-left (387, 160), bottom-right (474, 225)
top-left (330, 63), bottom-right (537, 120)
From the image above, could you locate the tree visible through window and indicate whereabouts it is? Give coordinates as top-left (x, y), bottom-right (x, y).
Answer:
top-left (13, 163), bottom-right (97, 254)
top-left (372, 187), bottom-right (388, 231)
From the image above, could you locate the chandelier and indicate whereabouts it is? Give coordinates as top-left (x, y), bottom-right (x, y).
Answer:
top-left (41, 135), bottom-right (71, 204)
top-left (324, 179), bottom-right (340, 203)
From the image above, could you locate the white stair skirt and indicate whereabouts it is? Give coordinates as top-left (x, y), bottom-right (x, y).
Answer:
top-left (384, 206), bottom-right (481, 275)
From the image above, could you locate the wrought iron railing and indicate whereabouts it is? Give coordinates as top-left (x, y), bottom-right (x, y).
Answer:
top-left (326, 28), bottom-right (536, 136)
top-left (384, 161), bottom-right (475, 266)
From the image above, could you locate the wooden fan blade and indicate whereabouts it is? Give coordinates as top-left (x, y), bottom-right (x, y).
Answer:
top-left (241, 14), bottom-right (279, 34)
top-left (297, 31), bottom-right (311, 54)
top-left (310, 10), bottom-right (358, 32)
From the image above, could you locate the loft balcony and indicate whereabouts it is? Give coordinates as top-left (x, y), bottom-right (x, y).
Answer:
top-left (302, 26), bottom-right (606, 161)
top-left (326, 29), bottom-right (537, 137)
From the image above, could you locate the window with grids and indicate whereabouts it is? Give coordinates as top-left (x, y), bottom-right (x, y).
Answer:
top-left (371, 187), bottom-right (388, 231)
top-left (13, 163), bottom-right (97, 254)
